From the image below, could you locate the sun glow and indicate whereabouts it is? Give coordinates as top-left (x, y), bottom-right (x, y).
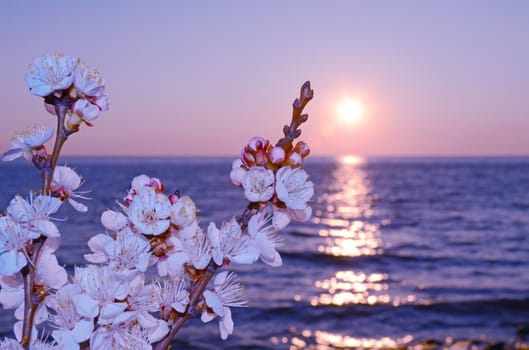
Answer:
top-left (337, 98), bottom-right (365, 124)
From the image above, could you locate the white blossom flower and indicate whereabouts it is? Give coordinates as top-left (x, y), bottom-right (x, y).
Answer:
top-left (73, 265), bottom-right (129, 325)
top-left (1, 126), bottom-right (54, 162)
top-left (126, 277), bottom-right (163, 331)
top-left (7, 194), bottom-right (62, 238)
top-left (169, 196), bottom-right (196, 228)
top-left (24, 54), bottom-right (76, 97)
top-left (157, 278), bottom-right (189, 317)
top-left (60, 59), bottom-right (110, 130)
top-left (128, 187), bottom-right (171, 236)
top-left (207, 218), bottom-right (258, 266)
top-left (242, 166), bottom-right (275, 202)
top-left (51, 166), bottom-right (89, 212)
top-left (162, 229), bottom-right (211, 277)
top-left (84, 229), bottom-right (151, 278)
top-left (275, 166), bottom-right (314, 211)
top-left (248, 212), bottom-right (282, 267)
top-left (0, 217), bottom-right (35, 275)
top-left (90, 312), bottom-right (151, 350)
top-left (47, 284), bottom-right (94, 350)
top-left (201, 271), bottom-right (247, 340)
top-left (73, 60), bottom-right (106, 97)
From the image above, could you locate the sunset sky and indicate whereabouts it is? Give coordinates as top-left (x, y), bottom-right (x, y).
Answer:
top-left (1, 1), bottom-right (528, 157)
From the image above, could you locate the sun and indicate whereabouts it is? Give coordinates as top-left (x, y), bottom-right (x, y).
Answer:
top-left (337, 98), bottom-right (365, 124)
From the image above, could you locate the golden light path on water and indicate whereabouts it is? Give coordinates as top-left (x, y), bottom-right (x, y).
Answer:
top-left (285, 156), bottom-right (417, 349)
top-left (275, 330), bottom-right (414, 350)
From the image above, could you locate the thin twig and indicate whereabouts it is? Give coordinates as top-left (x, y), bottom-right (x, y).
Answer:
top-left (21, 99), bottom-right (70, 348)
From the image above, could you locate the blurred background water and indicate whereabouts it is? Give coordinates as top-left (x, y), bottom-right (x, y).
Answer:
top-left (1, 156), bottom-right (529, 349)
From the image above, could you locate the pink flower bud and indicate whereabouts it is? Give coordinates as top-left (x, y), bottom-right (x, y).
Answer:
top-left (286, 152), bottom-right (302, 167)
top-left (268, 146), bottom-right (285, 165)
top-left (168, 192), bottom-right (180, 204)
top-left (241, 136), bottom-right (270, 167)
top-left (294, 141), bottom-right (310, 158)
top-left (248, 136), bottom-right (268, 151)
top-left (150, 178), bottom-right (164, 192)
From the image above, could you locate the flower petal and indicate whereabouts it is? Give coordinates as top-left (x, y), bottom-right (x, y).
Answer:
top-left (0, 251), bottom-right (27, 275)
top-left (73, 294), bottom-right (100, 318)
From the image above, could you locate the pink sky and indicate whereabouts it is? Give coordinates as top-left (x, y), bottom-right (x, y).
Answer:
top-left (1, 1), bottom-right (528, 157)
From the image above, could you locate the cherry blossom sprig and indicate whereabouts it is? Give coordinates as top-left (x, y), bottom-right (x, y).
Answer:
top-left (0, 54), bottom-right (314, 349)
top-left (1, 54), bottom-right (108, 349)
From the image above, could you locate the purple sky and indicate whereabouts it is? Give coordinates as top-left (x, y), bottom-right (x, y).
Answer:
top-left (1, 1), bottom-right (528, 157)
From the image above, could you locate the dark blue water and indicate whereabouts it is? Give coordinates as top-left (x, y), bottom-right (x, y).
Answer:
top-left (1, 156), bottom-right (529, 349)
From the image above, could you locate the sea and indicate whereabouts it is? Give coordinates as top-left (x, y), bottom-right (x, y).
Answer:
top-left (0, 156), bottom-right (528, 349)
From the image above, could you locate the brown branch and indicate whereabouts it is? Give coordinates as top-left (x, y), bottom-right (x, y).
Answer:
top-left (21, 98), bottom-right (71, 349)
top-left (154, 265), bottom-right (216, 350)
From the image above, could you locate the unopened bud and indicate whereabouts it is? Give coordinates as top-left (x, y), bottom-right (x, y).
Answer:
top-left (286, 152), bottom-right (302, 167)
top-left (150, 177), bottom-right (164, 192)
top-left (294, 141), bottom-right (310, 158)
top-left (268, 146), bottom-right (285, 165)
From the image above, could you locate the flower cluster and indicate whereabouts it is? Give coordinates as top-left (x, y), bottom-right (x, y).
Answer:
top-left (0, 54), bottom-right (315, 350)
top-left (25, 54), bottom-right (110, 132)
top-left (231, 136), bottom-right (314, 223)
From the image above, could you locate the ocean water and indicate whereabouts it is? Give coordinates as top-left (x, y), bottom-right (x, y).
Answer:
top-left (1, 156), bottom-right (529, 349)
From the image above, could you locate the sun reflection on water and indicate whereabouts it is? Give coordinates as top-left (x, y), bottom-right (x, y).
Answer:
top-left (279, 329), bottom-right (415, 350)
top-left (306, 157), bottom-right (418, 307)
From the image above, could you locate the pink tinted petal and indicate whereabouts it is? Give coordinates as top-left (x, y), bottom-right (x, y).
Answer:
top-left (201, 311), bottom-right (216, 323)
top-left (137, 311), bottom-right (158, 328)
top-left (230, 243), bottom-right (259, 264)
top-left (219, 307), bottom-right (234, 340)
top-left (131, 175), bottom-right (151, 191)
top-left (68, 198), bottom-right (88, 213)
top-left (272, 208), bottom-right (291, 230)
top-left (83, 252), bottom-right (108, 264)
top-left (87, 233), bottom-right (112, 253)
top-left (0, 287), bottom-right (23, 309)
top-left (203, 290), bottom-right (224, 317)
top-left (1, 148), bottom-right (24, 162)
top-left (34, 219), bottom-right (60, 237)
top-left (100, 210), bottom-right (128, 231)
top-left (38, 252), bottom-right (67, 289)
top-left (52, 330), bottom-right (79, 350)
top-left (289, 207), bottom-right (312, 222)
top-left (95, 94), bottom-right (110, 111)
top-left (14, 303), bottom-right (24, 320)
top-left (73, 294), bottom-right (99, 318)
top-left (34, 303), bottom-right (48, 324)
top-left (157, 259), bottom-right (168, 276)
top-left (73, 99), bottom-right (99, 121)
top-left (166, 253), bottom-right (188, 277)
top-left (111, 310), bottom-right (136, 325)
top-left (72, 318), bottom-right (94, 342)
top-left (171, 301), bottom-right (187, 313)
top-left (99, 302), bottom-right (128, 325)
top-left (0, 251), bottom-right (27, 275)
top-left (43, 237), bottom-right (61, 253)
top-left (148, 320), bottom-right (169, 343)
